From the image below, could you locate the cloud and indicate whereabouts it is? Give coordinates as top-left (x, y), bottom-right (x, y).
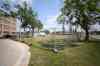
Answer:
top-left (44, 15), bottom-right (58, 27)
top-left (43, 12), bottom-right (70, 32)
top-left (43, 13), bottom-right (64, 31)
top-left (45, 12), bottom-right (61, 25)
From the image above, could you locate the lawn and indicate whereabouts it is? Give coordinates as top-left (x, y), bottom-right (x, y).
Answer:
top-left (64, 41), bottom-right (100, 66)
top-left (21, 37), bottom-right (100, 66)
top-left (29, 46), bottom-right (64, 66)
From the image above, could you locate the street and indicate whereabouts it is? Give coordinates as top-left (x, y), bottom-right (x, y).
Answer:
top-left (0, 39), bottom-right (30, 66)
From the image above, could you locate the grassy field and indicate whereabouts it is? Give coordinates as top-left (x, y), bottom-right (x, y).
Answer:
top-left (20, 36), bottom-right (100, 66)
top-left (64, 41), bottom-right (100, 66)
top-left (29, 45), bottom-right (64, 66)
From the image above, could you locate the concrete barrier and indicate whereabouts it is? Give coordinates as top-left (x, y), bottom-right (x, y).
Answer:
top-left (0, 39), bottom-right (31, 66)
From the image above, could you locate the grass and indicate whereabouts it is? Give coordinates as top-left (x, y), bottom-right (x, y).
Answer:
top-left (29, 43), bottom-right (64, 66)
top-left (20, 36), bottom-right (100, 66)
top-left (64, 40), bottom-right (100, 66)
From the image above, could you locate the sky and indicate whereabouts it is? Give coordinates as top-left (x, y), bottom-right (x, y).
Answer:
top-left (0, 0), bottom-right (81, 32)
top-left (15, 0), bottom-right (68, 32)
top-left (1, 0), bottom-right (100, 32)
top-left (32, 0), bottom-right (64, 31)
top-left (31, 0), bottom-right (100, 32)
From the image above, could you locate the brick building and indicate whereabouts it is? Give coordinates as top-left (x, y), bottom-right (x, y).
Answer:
top-left (0, 17), bottom-right (16, 37)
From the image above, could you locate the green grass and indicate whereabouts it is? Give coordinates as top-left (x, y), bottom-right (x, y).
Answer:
top-left (64, 41), bottom-right (100, 66)
top-left (29, 44), bottom-right (64, 66)
top-left (29, 41), bottom-right (100, 66)
top-left (23, 37), bottom-right (100, 66)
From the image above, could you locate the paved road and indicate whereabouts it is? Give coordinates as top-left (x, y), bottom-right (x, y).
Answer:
top-left (0, 39), bottom-right (30, 66)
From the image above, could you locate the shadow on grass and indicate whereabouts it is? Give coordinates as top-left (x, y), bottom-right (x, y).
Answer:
top-left (76, 39), bottom-right (100, 46)
top-left (41, 44), bottom-right (64, 50)
top-left (41, 41), bottom-right (81, 52)
top-left (87, 40), bottom-right (100, 44)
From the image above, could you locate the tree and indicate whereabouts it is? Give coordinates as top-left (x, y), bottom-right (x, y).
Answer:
top-left (44, 30), bottom-right (50, 34)
top-left (37, 20), bottom-right (43, 32)
top-left (62, 0), bottom-right (100, 41)
top-left (0, 0), bottom-right (17, 17)
top-left (10, 11), bottom-right (17, 17)
top-left (57, 14), bottom-right (66, 34)
top-left (17, 2), bottom-right (43, 37)
top-left (17, 2), bottom-right (33, 31)
top-left (1, 0), bottom-right (11, 11)
top-left (0, 10), bottom-right (5, 16)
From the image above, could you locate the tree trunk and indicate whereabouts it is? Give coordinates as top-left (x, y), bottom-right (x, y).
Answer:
top-left (32, 28), bottom-right (34, 37)
top-left (23, 28), bottom-right (25, 38)
top-left (19, 27), bottom-right (21, 40)
top-left (62, 22), bottom-right (65, 35)
top-left (38, 28), bottom-right (40, 32)
top-left (69, 23), bottom-right (72, 33)
top-left (24, 28), bottom-right (25, 31)
top-left (85, 27), bottom-right (89, 41)
top-left (29, 27), bottom-right (32, 38)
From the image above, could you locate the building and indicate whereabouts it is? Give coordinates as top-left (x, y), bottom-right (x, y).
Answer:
top-left (0, 17), bottom-right (16, 37)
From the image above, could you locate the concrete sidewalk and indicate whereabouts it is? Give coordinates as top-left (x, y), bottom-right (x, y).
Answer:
top-left (0, 39), bottom-right (31, 66)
